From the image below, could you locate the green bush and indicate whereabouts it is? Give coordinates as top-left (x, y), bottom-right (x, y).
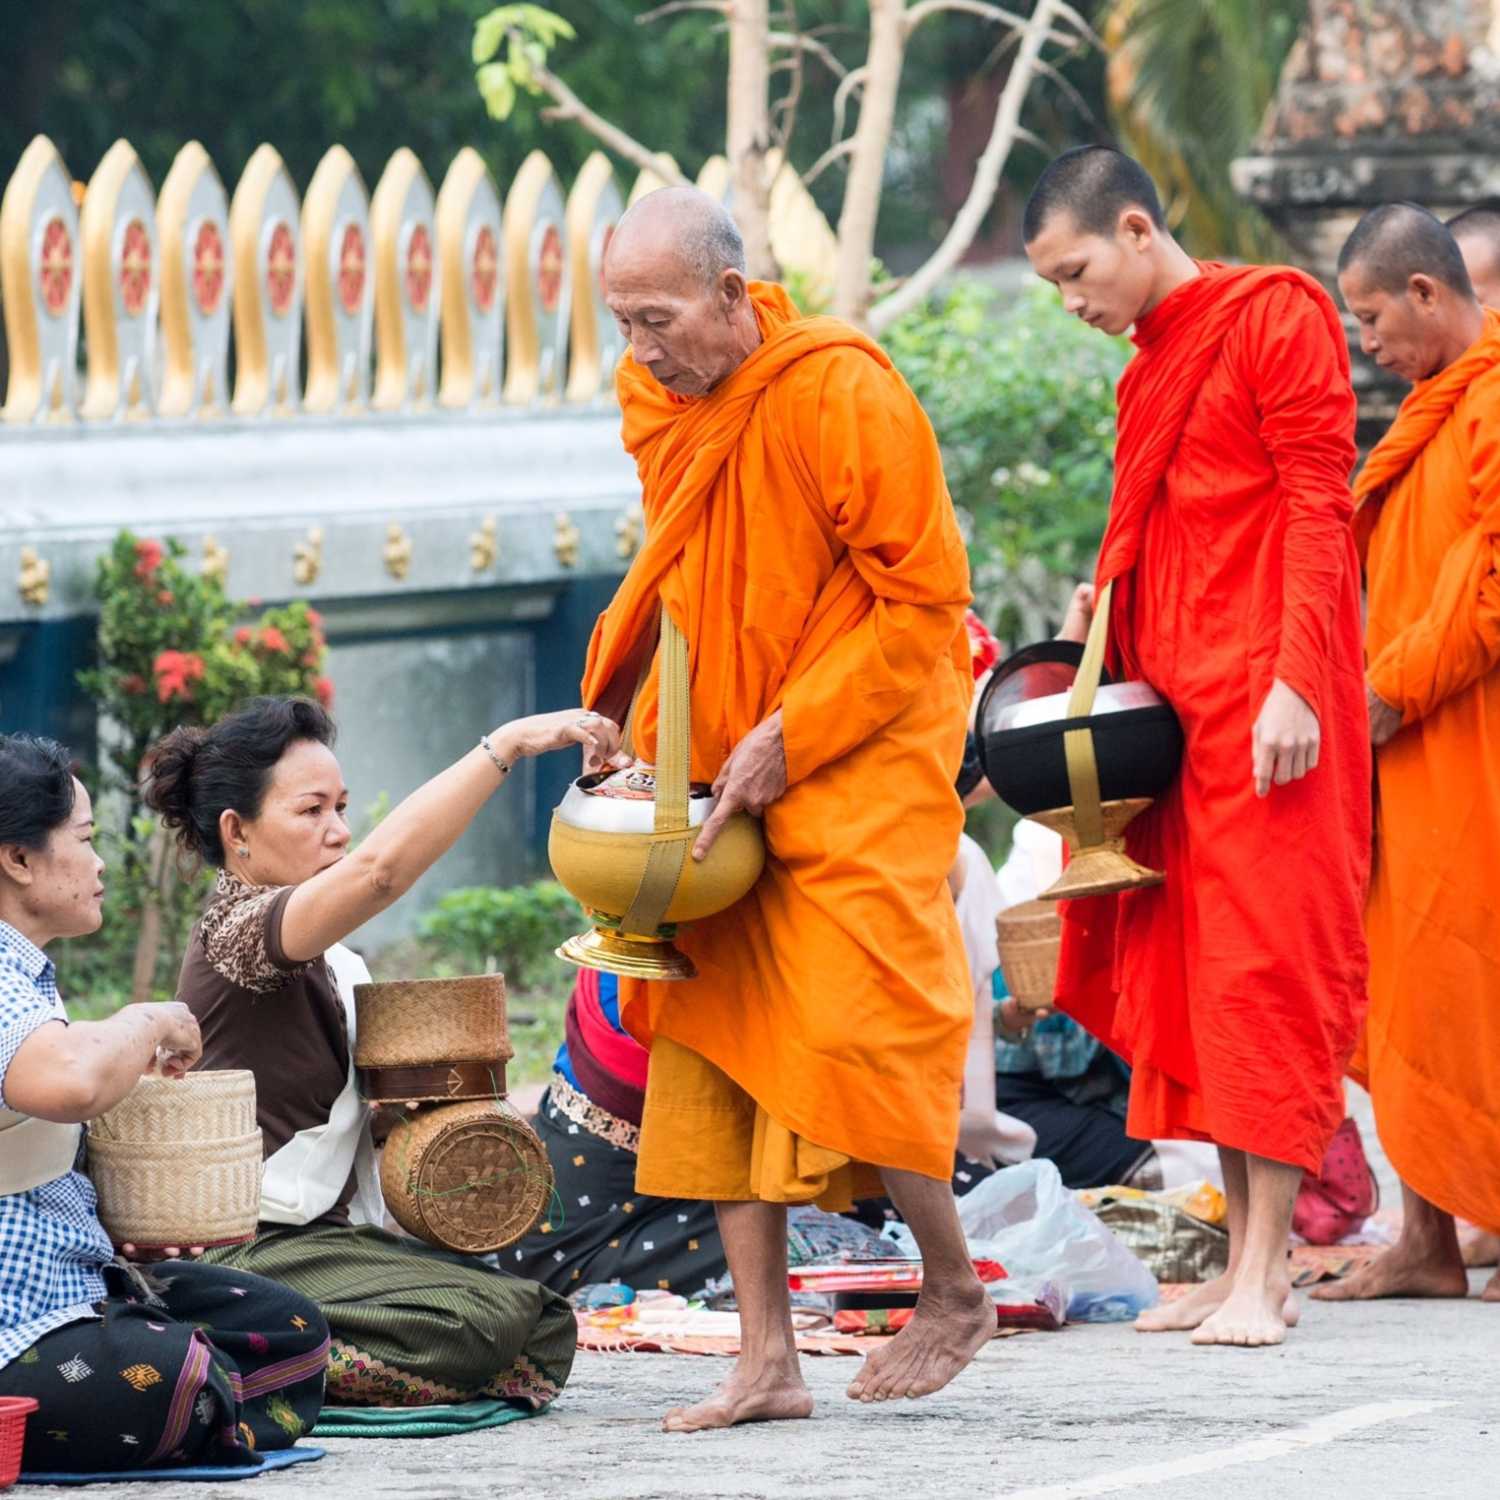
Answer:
top-left (416, 881), bottom-right (583, 990)
top-left (884, 280), bottom-right (1129, 637)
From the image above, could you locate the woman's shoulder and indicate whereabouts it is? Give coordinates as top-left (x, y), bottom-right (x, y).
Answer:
top-left (195, 872), bottom-right (311, 996)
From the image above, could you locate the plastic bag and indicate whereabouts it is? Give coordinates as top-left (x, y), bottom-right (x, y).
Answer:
top-left (955, 1159), bottom-right (1160, 1323)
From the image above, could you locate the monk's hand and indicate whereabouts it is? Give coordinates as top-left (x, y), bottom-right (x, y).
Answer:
top-left (693, 709), bottom-right (787, 861)
top-left (1367, 683), bottom-right (1403, 748)
top-left (1056, 582), bottom-right (1096, 644)
top-left (1251, 678), bottom-right (1320, 798)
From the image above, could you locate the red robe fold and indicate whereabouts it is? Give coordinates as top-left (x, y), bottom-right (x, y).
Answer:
top-left (1056, 265), bottom-right (1372, 1173)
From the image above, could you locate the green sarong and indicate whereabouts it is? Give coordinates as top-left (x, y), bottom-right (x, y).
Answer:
top-left (205, 1224), bottom-right (576, 1409)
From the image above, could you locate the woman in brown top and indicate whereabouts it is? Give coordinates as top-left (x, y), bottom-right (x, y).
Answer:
top-left (143, 695), bottom-right (621, 1410)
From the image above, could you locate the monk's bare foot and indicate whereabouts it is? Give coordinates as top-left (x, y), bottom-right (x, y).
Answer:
top-left (1482, 1268), bottom-right (1500, 1303)
top-left (661, 1357), bottom-right (813, 1433)
top-left (1460, 1227), bottom-right (1500, 1269)
top-left (1191, 1279), bottom-right (1295, 1347)
top-left (1309, 1245), bottom-right (1469, 1302)
top-left (846, 1282), bottom-right (993, 1403)
top-left (1137, 1272), bottom-right (1300, 1333)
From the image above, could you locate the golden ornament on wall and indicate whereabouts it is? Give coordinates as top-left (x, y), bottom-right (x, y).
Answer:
top-left (293, 526), bottom-right (324, 587)
top-left (201, 535), bottom-right (230, 585)
top-left (18, 547), bottom-right (51, 606)
top-left (553, 512), bottom-right (581, 569)
top-left (469, 515), bottom-right (499, 573)
top-left (614, 504), bottom-right (643, 561)
top-left (383, 521), bottom-right (413, 581)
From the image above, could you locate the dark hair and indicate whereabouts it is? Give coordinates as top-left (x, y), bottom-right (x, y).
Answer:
top-left (1023, 145), bottom-right (1166, 244)
top-left (143, 696), bottom-right (336, 866)
top-left (1445, 200), bottom-right (1500, 244)
top-left (1338, 202), bottom-right (1475, 299)
top-left (0, 734), bottom-right (78, 850)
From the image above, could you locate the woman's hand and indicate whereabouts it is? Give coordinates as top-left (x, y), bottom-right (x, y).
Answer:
top-left (497, 709), bottom-right (625, 765)
top-left (120, 1242), bottom-right (205, 1263)
top-left (1057, 583), bottom-right (1096, 644)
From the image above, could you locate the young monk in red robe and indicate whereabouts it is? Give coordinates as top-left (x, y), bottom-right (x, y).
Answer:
top-left (1311, 205), bottom-right (1500, 1304)
top-left (1023, 148), bottom-right (1371, 1346)
top-left (585, 187), bottom-right (989, 1430)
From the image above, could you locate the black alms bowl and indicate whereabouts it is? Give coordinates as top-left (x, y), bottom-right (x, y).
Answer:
top-left (975, 640), bottom-right (1184, 818)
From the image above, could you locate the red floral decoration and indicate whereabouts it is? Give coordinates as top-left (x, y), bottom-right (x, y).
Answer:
top-left (119, 219), bottom-right (152, 318)
top-left (265, 221), bottom-right (296, 318)
top-left (192, 220), bottom-right (226, 317)
top-left (39, 217), bottom-right (73, 316)
top-left (258, 626), bottom-right (291, 656)
top-left (405, 223), bottom-right (433, 314)
top-left (133, 539), bottom-right (165, 580)
top-left (314, 677), bottom-right (335, 708)
top-left (153, 650), bottom-right (206, 704)
top-left (471, 225), bottom-right (498, 314)
top-left (338, 223), bottom-right (366, 316)
top-left (233, 627), bottom-right (253, 647)
top-left (537, 223), bottom-right (563, 314)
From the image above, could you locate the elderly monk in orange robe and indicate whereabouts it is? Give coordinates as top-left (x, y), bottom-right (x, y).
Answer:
top-left (583, 187), bottom-right (988, 1431)
top-left (1024, 148), bottom-right (1371, 1347)
top-left (1311, 205), bottom-right (1500, 1305)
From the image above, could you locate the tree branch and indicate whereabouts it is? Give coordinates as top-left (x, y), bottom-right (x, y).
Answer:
top-left (801, 136), bottom-right (857, 186)
top-left (767, 28), bottom-right (848, 78)
top-left (831, 64), bottom-right (869, 145)
top-left (637, 1), bottom-right (729, 23)
top-left (533, 61), bottom-right (687, 185)
top-left (868, 0), bottom-right (1061, 334)
top-left (903, 0), bottom-right (1084, 50)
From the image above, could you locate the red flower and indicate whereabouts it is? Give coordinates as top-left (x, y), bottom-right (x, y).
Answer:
top-left (157, 590), bottom-right (174, 606)
top-left (234, 627), bottom-right (253, 647)
top-left (301, 649), bottom-right (320, 668)
top-left (153, 650), bottom-right (205, 704)
top-left (305, 608), bottom-right (323, 629)
top-left (120, 674), bottom-right (147, 696)
top-left (133, 539), bottom-right (164, 580)
top-left (313, 676), bottom-right (335, 708)
top-left (246, 597), bottom-right (263, 608)
top-left (258, 626), bottom-right (290, 656)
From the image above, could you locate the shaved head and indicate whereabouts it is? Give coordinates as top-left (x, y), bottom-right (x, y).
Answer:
top-left (609, 186), bottom-right (746, 290)
top-left (1337, 203), bottom-right (1474, 299)
top-left (603, 186), bottom-right (761, 398)
top-left (1338, 203), bottom-right (1486, 383)
top-left (1446, 201), bottom-right (1500, 306)
top-left (1022, 146), bottom-right (1165, 244)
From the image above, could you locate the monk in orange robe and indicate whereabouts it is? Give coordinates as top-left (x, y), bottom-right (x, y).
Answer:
top-left (1311, 205), bottom-right (1500, 1304)
top-left (583, 187), bottom-right (989, 1430)
top-left (1024, 148), bottom-right (1371, 1346)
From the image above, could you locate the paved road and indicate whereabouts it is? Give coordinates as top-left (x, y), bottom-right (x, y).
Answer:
top-left (90, 1279), bottom-right (1496, 1500)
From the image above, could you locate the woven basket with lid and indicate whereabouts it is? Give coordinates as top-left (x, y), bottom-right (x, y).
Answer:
top-left (380, 1098), bottom-right (551, 1254)
top-left (87, 1070), bottom-right (262, 1250)
top-left (995, 899), bottom-right (1062, 1013)
top-left (353, 973), bottom-right (512, 1104)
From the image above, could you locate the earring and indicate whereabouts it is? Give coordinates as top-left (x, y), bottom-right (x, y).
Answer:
top-left (237, 847), bottom-right (250, 859)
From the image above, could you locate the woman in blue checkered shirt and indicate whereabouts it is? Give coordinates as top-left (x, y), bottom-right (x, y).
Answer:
top-left (0, 733), bottom-right (330, 1475)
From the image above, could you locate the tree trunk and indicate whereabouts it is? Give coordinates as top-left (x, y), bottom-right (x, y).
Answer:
top-left (130, 826), bottom-right (169, 1003)
top-left (832, 0), bottom-right (908, 325)
top-left (727, 0), bottom-right (777, 279)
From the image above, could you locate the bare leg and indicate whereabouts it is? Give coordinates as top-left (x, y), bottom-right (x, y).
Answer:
top-left (1138, 1148), bottom-right (1300, 1334)
top-left (1311, 1183), bottom-right (1469, 1302)
top-left (662, 1200), bottom-right (814, 1432)
top-left (846, 1168), bottom-right (994, 1403)
top-left (1192, 1151), bottom-right (1300, 1345)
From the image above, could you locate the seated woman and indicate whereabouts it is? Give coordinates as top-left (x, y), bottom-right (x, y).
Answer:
top-left (142, 695), bottom-right (621, 1409)
top-left (0, 733), bottom-right (328, 1473)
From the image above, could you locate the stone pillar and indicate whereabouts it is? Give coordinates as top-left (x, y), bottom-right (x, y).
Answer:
top-left (1232, 0), bottom-right (1500, 440)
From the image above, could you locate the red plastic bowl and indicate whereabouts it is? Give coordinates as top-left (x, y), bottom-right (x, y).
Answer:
top-left (0, 1396), bottom-right (37, 1489)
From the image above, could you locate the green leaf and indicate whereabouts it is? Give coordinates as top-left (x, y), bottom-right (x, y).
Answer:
top-left (476, 62), bottom-right (517, 120)
top-left (471, 10), bottom-right (508, 65)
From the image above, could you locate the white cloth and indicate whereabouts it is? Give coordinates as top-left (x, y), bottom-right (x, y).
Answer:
top-left (259, 942), bottom-right (386, 1228)
top-left (995, 818), bottom-right (1064, 909)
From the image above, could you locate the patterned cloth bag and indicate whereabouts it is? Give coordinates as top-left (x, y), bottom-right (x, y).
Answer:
top-left (1293, 1115), bottom-right (1379, 1245)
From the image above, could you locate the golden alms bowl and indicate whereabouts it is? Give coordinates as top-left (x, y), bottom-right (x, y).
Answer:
top-left (548, 773), bottom-right (765, 981)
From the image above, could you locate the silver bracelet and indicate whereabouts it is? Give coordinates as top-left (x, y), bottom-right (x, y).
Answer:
top-left (479, 734), bottom-right (511, 778)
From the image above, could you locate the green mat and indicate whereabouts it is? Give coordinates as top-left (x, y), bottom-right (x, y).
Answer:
top-left (312, 1400), bottom-right (542, 1439)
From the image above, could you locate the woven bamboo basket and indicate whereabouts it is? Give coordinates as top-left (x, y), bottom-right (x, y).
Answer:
top-left (380, 1097), bottom-right (552, 1254)
top-left (996, 899), bottom-right (1063, 1013)
top-left (353, 974), bottom-right (512, 1104)
top-left (87, 1071), bottom-right (263, 1249)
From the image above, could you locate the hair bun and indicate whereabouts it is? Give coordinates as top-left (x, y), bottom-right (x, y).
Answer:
top-left (141, 726), bottom-right (208, 841)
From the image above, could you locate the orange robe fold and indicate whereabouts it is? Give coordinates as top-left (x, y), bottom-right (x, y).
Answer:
top-left (581, 283), bottom-right (973, 1186)
top-left (1055, 265), bottom-right (1371, 1174)
top-left (1351, 308), bottom-right (1500, 1233)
